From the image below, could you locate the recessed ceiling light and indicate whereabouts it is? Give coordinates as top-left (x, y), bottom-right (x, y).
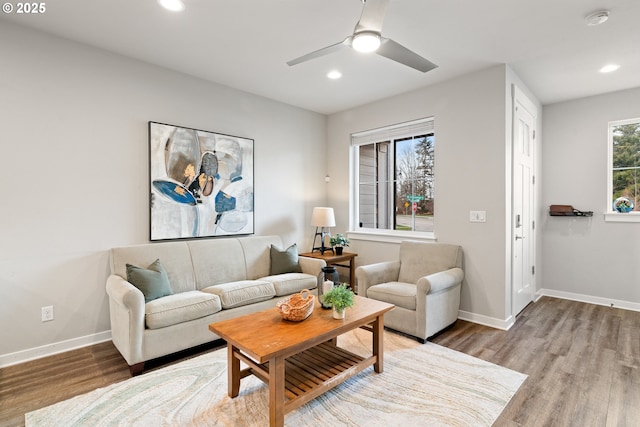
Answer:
top-left (599, 64), bottom-right (620, 73)
top-left (327, 70), bottom-right (342, 80)
top-left (585, 10), bottom-right (609, 26)
top-left (158, 0), bottom-right (185, 12)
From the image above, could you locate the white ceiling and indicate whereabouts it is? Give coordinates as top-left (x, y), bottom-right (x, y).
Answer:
top-left (3, 0), bottom-right (639, 114)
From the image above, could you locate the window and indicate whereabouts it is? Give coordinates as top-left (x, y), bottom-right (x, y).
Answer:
top-left (351, 118), bottom-right (435, 235)
top-left (607, 117), bottom-right (640, 221)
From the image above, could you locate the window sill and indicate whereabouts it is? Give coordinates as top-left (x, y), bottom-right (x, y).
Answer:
top-left (604, 212), bottom-right (640, 223)
top-left (348, 229), bottom-right (436, 244)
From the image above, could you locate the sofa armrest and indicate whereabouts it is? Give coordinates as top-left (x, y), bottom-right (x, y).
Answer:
top-left (298, 256), bottom-right (327, 277)
top-left (355, 260), bottom-right (401, 296)
top-left (105, 274), bottom-right (146, 366)
top-left (416, 267), bottom-right (464, 295)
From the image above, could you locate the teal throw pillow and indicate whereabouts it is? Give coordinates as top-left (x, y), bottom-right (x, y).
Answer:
top-left (126, 259), bottom-right (173, 303)
top-left (270, 244), bottom-right (303, 275)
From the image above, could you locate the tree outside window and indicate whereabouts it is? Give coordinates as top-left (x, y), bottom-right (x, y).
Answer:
top-left (611, 119), bottom-right (640, 212)
top-left (356, 132), bottom-right (434, 233)
top-left (395, 135), bottom-right (434, 231)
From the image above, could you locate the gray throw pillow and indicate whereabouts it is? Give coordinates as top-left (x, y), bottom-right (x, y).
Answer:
top-left (126, 259), bottom-right (173, 303)
top-left (270, 244), bottom-right (303, 275)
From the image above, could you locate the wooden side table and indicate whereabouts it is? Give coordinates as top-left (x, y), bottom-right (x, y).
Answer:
top-left (299, 251), bottom-right (358, 289)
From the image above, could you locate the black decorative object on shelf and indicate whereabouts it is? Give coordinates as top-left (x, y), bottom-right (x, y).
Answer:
top-left (549, 204), bottom-right (593, 217)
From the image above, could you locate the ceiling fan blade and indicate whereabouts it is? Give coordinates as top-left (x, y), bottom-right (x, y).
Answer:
top-left (355, 0), bottom-right (389, 33)
top-left (376, 38), bottom-right (438, 73)
top-left (287, 38), bottom-right (351, 66)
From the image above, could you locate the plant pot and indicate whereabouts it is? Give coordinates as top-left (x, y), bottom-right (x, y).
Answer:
top-left (335, 247), bottom-right (344, 255)
top-left (332, 307), bottom-right (345, 319)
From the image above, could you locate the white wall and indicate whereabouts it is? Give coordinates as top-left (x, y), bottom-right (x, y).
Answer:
top-left (0, 22), bottom-right (327, 363)
top-left (327, 65), bottom-right (518, 325)
top-left (541, 87), bottom-right (640, 308)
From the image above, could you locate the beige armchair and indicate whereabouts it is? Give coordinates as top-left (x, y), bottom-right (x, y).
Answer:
top-left (356, 241), bottom-right (463, 343)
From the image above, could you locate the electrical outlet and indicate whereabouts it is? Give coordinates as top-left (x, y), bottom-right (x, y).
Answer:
top-left (41, 306), bottom-right (54, 322)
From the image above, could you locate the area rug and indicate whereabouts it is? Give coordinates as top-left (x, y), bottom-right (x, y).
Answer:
top-left (26, 329), bottom-right (526, 426)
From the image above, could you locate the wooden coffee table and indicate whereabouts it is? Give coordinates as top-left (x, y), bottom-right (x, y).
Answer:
top-left (208, 295), bottom-right (394, 427)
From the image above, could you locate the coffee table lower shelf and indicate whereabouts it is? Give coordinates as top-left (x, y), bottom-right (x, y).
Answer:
top-left (237, 341), bottom-right (375, 413)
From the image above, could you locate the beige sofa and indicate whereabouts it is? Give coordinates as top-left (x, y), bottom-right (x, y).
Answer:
top-left (356, 241), bottom-right (463, 343)
top-left (106, 235), bottom-right (324, 374)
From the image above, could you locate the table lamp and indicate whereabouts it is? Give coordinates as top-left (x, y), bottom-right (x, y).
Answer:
top-left (310, 207), bottom-right (335, 254)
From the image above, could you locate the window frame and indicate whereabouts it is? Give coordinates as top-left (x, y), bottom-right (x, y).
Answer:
top-left (350, 117), bottom-right (436, 241)
top-left (605, 117), bottom-right (640, 223)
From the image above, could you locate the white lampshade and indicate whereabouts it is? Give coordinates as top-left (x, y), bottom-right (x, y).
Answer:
top-left (310, 207), bottom-right (336, 227)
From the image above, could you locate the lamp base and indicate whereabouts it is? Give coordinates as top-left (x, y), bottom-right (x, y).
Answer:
top-left (311, 227), bottom-right (334, 255)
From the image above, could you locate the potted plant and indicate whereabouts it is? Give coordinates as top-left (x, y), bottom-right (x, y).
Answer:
top-left (322, 283), bottom-right (355, 319)
top-left (329, 233), bottom-right (350, 255)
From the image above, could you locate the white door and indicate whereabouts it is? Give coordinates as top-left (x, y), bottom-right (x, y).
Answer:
top-left (512, 87), bottom-right (536, 316)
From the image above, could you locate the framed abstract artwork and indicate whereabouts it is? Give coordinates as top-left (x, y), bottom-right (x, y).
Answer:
top-left (149, 121), bottom-right (254, 241)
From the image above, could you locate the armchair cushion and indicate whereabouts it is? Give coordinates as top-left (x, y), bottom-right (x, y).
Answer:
top-left (398, 241), bottom-right (462, 284)
top-left (367, 282), bottom-right (417, 310)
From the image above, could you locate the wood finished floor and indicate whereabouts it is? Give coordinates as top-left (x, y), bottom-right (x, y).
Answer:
top-left (1, 296), bottom-right (638, 426)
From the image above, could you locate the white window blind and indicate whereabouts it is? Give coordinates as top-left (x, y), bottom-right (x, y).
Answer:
top-left (351, 117), bottom-right (435, 146)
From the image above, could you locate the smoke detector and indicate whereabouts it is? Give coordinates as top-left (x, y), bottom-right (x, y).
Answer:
top-left (585, 10), bottom-right (610, 26)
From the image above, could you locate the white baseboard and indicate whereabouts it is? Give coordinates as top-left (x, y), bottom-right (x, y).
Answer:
top-left (458, 310), bottom-right (515, 331)
top-left (457, 290), bottom-right (640, 334)
top-left (538, 288), bottom-right (640, 312)
top-left (4, 290), bottom-right (638, 369)
top-left (0, 330), bottom-right (112, 368)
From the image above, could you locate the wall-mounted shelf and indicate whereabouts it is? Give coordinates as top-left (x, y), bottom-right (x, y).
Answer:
top-left (549, 211), bottom-right (593, 217)
top-left (549, 205), bottom-right (593, 217)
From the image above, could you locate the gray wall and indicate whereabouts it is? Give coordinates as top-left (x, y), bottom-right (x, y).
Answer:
top-left (327, 65), bottom-right (526, 325)
top-left (541, 87), bottom-right (640, 308)
top-left (0, 22), bottom-right (327, 363)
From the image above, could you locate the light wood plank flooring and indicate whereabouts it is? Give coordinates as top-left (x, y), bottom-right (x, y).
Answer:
top-left (1, 296), bottom-right (638, 426)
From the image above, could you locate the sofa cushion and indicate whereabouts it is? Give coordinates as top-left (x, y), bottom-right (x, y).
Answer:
top-left (270, 244), bottom-right (303, 275)
top-left (239, 235), bottom-right (282, 280)
top-left (187, 239), bottom-right (248, 289)
top-left (367, 282), bottom-right (417, 310)
top-left (201, 280), bottom-right (276, 309)
top-left (126, 259), bottom-right (173, 303)
top-left (145, 291), bottom-right (222, 330)
top-left (112, 242), bottom-right (197, 294)
top-left (260, 273), bottom-right (317, 296)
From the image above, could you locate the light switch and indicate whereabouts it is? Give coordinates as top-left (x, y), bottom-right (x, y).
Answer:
top-left (470, 210), bottom-right (486, 222)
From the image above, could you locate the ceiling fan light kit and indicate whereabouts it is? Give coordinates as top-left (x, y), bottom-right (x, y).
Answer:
top-left (352, 31), bottom-right (381, 53)
top-left (286, 0), bottom-right (437, 73)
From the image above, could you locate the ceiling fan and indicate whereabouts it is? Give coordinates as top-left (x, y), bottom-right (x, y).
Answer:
top-left (286, 0), bottom-right (437, 73)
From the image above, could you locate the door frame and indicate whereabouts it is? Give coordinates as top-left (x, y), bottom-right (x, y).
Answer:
top-left (510, 85), bottom-right (538, 319)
